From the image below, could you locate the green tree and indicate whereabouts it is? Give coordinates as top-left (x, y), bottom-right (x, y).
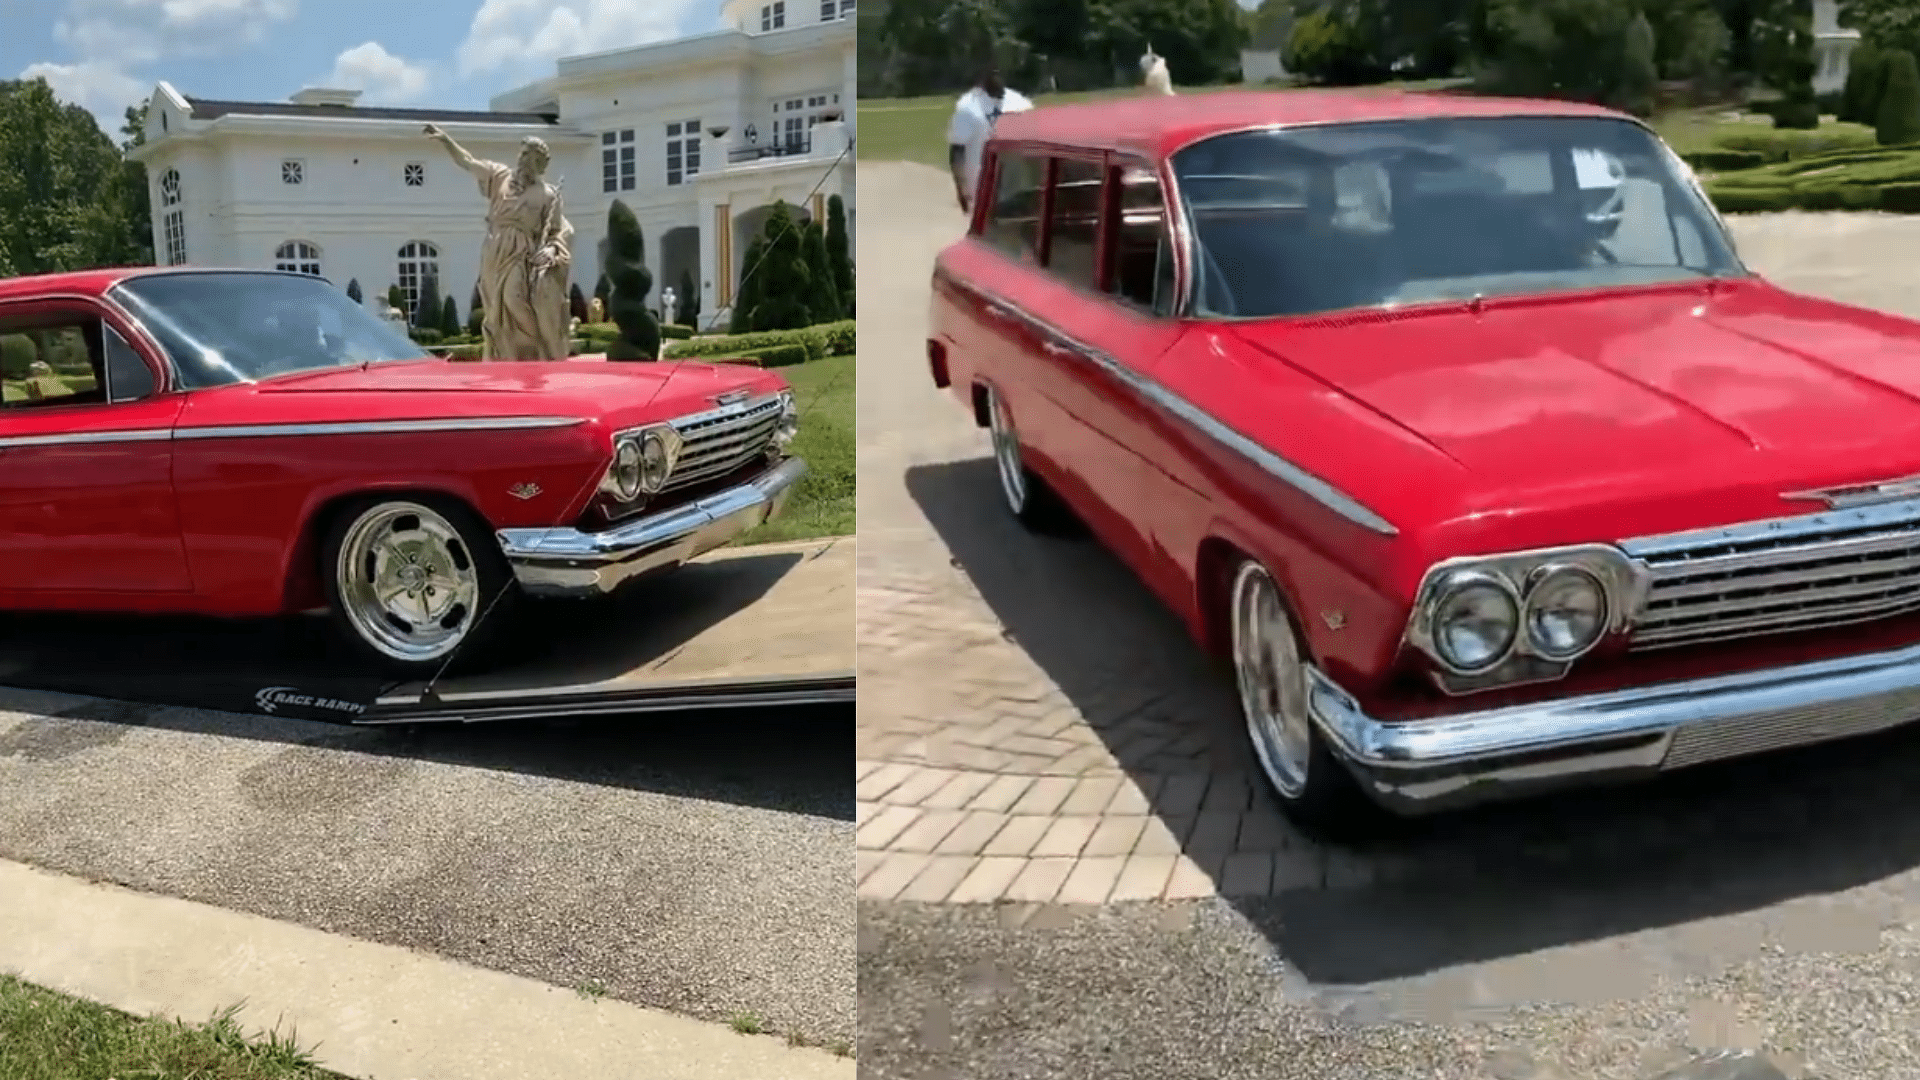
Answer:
top-left (388, 283), bottom-right (406, 313)
top-left (825, 193), bottom-right (854, 318)
top-left (1841, 0), bottom-right (1920, 59)
top-left (1619, 11), bottom-right (1659, 116)
top-left (569, 281), bottom-right (588, 322)
top-left (1287, 7), bottom-right (1386, 85)
top-left (738, 203), bottom-right (813, 332)
top-left (603, 199), bottom-right (660, 361)
top-left (675, 268), bottom-right (699, 326)
top-left (413, 273), bottom-right (442, 329)
top-left (346, 278), bottom-right (363, 304)
top-left (0, 78), bottom-right (151, 276)
top-left (1877, 48), bottom-right (1920, 144)
top-left (1474, 0), bottom-right (1672, 114)
top-left (116, 101), bottom-right (153, 265)
top-left (440, 295), bottom-right (460, 337)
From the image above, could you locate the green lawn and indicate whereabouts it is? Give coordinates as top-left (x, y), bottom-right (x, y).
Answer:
top-left (737, 352), bottom-right (854, 545)
top-left (0, 976), bottom-right (344, 1080)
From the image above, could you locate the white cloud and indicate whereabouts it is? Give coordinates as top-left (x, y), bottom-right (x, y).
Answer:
top-left (457, 0), bottom-right (703, 76)
top-left (23, 0), bottom-right (300, 129)
top-left (21, 60), bottom-right (147, 125)
top-left (325, 42), bottom-right (430, 103)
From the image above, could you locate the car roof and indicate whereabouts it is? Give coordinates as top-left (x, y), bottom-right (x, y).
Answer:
top-left (0, 266), bottom-right (303, 303)
top-left (990, 89), bottom-right (1633, 160)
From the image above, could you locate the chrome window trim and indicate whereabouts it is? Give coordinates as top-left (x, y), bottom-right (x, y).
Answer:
top-left (951, 279), bottom-right (1396, 536)
top-left (1159, 113), bottom-right (1755, 324)
top-left (0, 290), bottom-right (175, 396)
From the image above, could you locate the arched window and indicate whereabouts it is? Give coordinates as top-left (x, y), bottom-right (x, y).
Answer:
top-left (274, 240), bottom-right (322, 277)
top-left (396, 241), bottom-right (440, 318)
top-left (159, 169), bottom-right (186, 266)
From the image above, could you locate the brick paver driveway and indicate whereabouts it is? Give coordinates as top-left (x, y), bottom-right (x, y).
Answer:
top-left (856, 161), bottom-right (1920, 913)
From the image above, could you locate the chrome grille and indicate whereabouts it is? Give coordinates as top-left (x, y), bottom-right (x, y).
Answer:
top-left (662, 396), bottom-right (783, 492)
top-left (1622, 498), bottom-right (1920, 650)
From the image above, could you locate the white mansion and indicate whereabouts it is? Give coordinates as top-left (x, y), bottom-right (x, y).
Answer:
top-left (127, 0), bottom-right (856, 327)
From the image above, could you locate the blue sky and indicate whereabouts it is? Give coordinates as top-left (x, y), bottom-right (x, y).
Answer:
top-left (1, 0), bottom-right (729, 135)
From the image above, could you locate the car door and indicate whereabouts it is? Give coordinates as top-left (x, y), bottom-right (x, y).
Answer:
top-left (1016, 154), bottom-right (1188, 578)
top-left (0, 298), bottom-right (192, 594)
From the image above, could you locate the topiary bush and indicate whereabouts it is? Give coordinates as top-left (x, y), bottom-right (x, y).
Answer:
top-left (826, 194), bottom-right (854, 318)
top-left (731, 342), bottom-right (811, 367)
top-left (388, 284), bottom-right (406, 314)
top-left (668, 327), bottom-right (824, 362)
top-left (1685, 150), bottom-right (1768, 172)
top-left (603, 199), bottom-right (660, 361)
top-left (1843, 46), bottom-right (1889, 125)
top-left (569, 282), bottom-right (589, 323)
top-left (738, 202), bottom-right (813, 333)
top-left (661, 324), bottom-right (693, 340)
top-left (675, 268), bottom-right (699, 327)
top-left (729, 234), bottom-right (767, 334)
top-left (414, 274), bottom-right (442, 330)
top-left (467, 304), bottom-right (484, 337)
top-left (410, 328), bottom-right (444, 346)
top-left (801, 217), bottom-right (842, 323)
top-left (440, 295), bottom-right (460, 337)
top-left (1879, 50), bottom-right (1920, 146)
top-left (814, 318), bottom-right (855, 357)
top-left (346, 278), bottom-right (363, 304)
top-left (0, 333), bottom-right (36, 380)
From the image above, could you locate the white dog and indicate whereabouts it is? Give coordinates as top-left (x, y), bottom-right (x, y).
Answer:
top-left (1141, 46), bottom-right (1174, 95)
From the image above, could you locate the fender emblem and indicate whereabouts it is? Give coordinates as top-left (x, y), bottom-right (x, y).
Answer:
top-left (1321, 610), bottom-right (1346, 631)
top-left (508, 482), bottom-right (542, 500)
top-left (1783, 474), bottom-right (1920, 509)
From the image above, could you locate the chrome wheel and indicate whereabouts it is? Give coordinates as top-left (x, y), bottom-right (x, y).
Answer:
top-left (985, 385), bottom-right (1028, 515)
top-left (335, 501), bottom-right (483, 663)
top-left (1231, 562), bottom-right (1313, 799)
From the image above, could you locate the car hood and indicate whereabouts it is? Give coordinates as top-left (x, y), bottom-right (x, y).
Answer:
top-left (251, 358), bottom-right (773, 425)
top-left (1226, 279), bottom-right (1920, 550)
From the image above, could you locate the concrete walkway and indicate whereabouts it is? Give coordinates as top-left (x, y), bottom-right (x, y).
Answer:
top-left (0, 858), bottom-right (855, 1080)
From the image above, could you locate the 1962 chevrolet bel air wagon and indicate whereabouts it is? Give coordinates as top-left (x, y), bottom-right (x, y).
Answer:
top-left (0, 267), bottom-right (802, 675)
top-left (929, 89), bottom-right (1920, 829)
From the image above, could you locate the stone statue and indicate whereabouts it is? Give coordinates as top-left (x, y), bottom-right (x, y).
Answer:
top-left (423, 124), bottom-right (575, 360)
top-left (1141, 46), bottom-right (1175, 96)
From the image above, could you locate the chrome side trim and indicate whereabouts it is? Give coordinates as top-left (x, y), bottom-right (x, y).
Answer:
top-left (955, 281), bottom-right (1397, 535)
top-left (1307, 635), bottom-right (1920, 814)
top-left (0, 429), bottom-right (174, 449)
top-left (173, 416), bottom-right (586, 440)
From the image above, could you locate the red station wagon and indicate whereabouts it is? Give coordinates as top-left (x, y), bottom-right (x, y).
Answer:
top-left (929, 89), bottom-right (1920, 829)
top-left (0, 268), bottom-right (803, 676)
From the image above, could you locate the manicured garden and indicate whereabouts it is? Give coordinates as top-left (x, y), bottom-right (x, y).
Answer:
top-left (737, 351), bottom-right (855, 545)
top-left (0, 976), bottom-right (343, 1080)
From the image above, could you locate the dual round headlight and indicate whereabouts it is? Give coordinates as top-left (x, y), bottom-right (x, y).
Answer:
top-left (1428, 564), bottom-right (1609, 673)
top-left (605, 427), bottom-right (679, 502)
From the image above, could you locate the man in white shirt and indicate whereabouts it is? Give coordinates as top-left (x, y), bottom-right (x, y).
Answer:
top-left (948, 68), bottom-right (1033, 214)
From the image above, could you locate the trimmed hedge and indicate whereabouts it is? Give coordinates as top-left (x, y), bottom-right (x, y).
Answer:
top-left (1684, 150), bottom-right (1767, 172)
top-left (1706, 142), bottom-right (1920, 212)
top-left (1710, 126), bottom-right (1880, 163)
top-left (662, 323), bottom-right (693, 340)
top-left (665, 319), bottom-right (856, 364)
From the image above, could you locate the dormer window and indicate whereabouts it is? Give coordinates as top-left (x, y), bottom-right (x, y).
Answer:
top-left (281, 159), bottom-right (304, 185)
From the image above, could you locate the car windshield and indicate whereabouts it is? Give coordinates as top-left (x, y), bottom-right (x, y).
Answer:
top-left (108, 271), bottom-right (430, 389)
top-left (1170, 115), bottom-right (1744, 319)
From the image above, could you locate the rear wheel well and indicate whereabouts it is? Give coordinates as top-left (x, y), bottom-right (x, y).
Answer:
top-left (282, 488), bottom-right (490, 610)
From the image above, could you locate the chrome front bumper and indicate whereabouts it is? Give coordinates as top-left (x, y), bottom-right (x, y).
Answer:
top-left (1310, 639), bottom-right (1920, 814)
top-left (496, 457), bottom-right (806, 598)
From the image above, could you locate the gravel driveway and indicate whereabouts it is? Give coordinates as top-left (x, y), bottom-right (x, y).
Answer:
top-left (854, 158), bottom-right (1920, 1078)
top-left (0, 687), bottom-right (856, 1049)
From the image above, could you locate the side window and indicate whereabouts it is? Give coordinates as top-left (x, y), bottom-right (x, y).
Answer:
top-left (104, 325), bottom-right (156, 402)
top-left (1045, 158), bottom-right (1102, 290)
top-left (982, 151), bottom-right (1045, 262)
top-left (0, 321), bottom-right (107, 410)
top-left (1107, 163), bottom-right (1176, 316)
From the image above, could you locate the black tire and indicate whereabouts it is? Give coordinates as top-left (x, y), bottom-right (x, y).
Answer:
top-left (318, 493), bottom-right (520, 678)
top-left (1227, 559), bottom-right (1386, 842)
top-left (983, 383), bottom-right (1078, 535)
